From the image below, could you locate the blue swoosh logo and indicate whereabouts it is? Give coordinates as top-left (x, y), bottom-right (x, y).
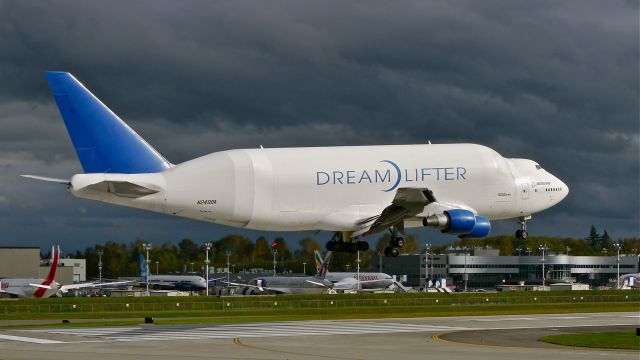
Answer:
top-left (380, 160), bottom-right (401, 192)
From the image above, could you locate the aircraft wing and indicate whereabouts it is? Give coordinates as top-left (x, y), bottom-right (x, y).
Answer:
top-left (354, 187), bottom-right (436, 237)
top-left (224, 281), bottom-right (292, 294)
top-left (332, 279), bottom-right (389, 290)
top-left (59, 281), bottom-right (132, 293)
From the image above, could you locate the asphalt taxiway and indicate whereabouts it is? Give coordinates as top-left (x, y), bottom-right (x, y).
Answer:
top-left (0, 312), bottom-right (636, 360)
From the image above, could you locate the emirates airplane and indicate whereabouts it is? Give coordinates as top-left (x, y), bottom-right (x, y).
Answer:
top-left (24, 72), bottom-right (569, 257)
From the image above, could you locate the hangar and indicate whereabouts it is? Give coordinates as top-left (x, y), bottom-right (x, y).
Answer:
top-left (0, 247), bottom-right (76, 286)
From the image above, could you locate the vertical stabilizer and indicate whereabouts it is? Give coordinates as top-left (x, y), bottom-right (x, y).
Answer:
top-left (45, 71), bottom-right (171, 174)
top-left (139, 254), bottom-right (148, 281)
top-left (315, 251), bottom-right (332, 278)
top-left (34, 246), bottom-right (60, 298)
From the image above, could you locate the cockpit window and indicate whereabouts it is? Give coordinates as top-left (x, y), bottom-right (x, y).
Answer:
top-left (535, 165), bottom-right (541, 170)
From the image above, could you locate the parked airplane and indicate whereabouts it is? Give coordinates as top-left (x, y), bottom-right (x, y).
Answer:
top-left (230, 276), bottom-right (333, 295)
top-left (25, 72), bottom-right (569, 257)
top-left (137, 254), bottom-right (207, 291)
top-left (314, 251), bottom-right (394, 291)
top-left (0, 246), bottom-right (128, 298)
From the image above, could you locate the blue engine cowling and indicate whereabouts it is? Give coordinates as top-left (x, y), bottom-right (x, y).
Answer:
top-left (443, 209), bottom-right (476, 234)
top-left (460, 216), bottom-right (491, 238)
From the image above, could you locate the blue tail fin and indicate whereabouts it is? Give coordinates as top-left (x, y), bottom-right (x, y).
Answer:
top-left (139, 254), bottom-right (148, 280)
top-left (45, 71), bottom-right (171, 174)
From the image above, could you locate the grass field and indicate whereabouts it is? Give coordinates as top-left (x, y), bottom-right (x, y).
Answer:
top-left (0, 290), bottom-right (636, 327)
top-left (541, 331), bottom-right (640, 350)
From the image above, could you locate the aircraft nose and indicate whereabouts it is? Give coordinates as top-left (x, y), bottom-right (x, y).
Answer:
top-left (558, 177), bottom-right (569, 201)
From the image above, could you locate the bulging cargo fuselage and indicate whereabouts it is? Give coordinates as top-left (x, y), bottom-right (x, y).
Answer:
top-left (70, 143), bottom-right (568, 232)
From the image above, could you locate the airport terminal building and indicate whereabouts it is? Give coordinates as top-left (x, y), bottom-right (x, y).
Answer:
top-left (372, 247), bottom-right (639, 289)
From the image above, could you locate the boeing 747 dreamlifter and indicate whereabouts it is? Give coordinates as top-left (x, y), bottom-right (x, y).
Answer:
top-left (24, 72), bottom-right (569, 257)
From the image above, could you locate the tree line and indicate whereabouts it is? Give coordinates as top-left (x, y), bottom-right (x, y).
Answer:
top-left (62, 226), bottom-right (638, 279)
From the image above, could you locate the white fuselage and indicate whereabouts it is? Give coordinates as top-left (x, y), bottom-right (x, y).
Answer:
top-left (326, 272), bottom-right (394, 290)
top-left (146, 275), bottom-right (207, 290)
top-left (0, 278), bottom-right (60, 298)
top-left (69, 144), bottom-right (568, 233)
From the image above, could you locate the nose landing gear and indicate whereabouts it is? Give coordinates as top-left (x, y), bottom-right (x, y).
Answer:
top-left (515, 216), bottom-right (531, 239)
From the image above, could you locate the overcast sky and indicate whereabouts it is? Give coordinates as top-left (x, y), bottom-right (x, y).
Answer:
top-left (0, 1), bottom-right (637, 253)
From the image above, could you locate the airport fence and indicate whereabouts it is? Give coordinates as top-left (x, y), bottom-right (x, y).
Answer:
top-left (1, 293), bottom-right (638, 315)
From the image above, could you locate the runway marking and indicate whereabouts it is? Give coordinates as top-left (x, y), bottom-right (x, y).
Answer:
top-left (13, 321), bottom-right (470, 344)
top-left (233, 337), bottom-right (363, 360)
top-left (0, 334), bottom-right (63, 344)
top-left (465, 316), bottom-right (589, 322)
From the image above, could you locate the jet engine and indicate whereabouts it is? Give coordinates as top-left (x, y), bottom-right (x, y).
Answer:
top-left (460, 216), bottom-right (491, 238)
top-left (422, 209), bottom-right (491, 238)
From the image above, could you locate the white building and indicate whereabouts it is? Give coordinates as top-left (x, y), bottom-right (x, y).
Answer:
top-left (58, 258), bottom-right (86, 283)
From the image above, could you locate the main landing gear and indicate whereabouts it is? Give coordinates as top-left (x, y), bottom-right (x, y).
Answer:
top-left (326, 232), bottom-right (369, 253)
top-left (515, 216), bottom-right (531, 239)
top-left (383, 227), bottom-right (404, 258)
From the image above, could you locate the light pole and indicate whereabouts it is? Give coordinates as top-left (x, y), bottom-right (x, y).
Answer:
top-left (356, 250), bottom-right (361, 292)
top-left (155, 261), bottom-right (159, 275)
top-left (190, 262), bottom-right (194, 273)
top-left (272, 250), bottom-right (277, 276)
top-left (96, 249), bottom-right (103, 287)
top-left (602, 248), bottom-right (608, 256)
top-left (539, 244), bottom-right (548, 288)
top-left (613, 242), bottom-right (621, 289)
top-left (565, 246), bottom-right (571, 256)
top-left (204, 242), bottom-right (211, 296)
top-left (302, 261), bottom-right (306, 275)
top-left (225, 250), bottom-right (231, 288)
top-left (425, 243), bottom-right (431, 290)
top-left (526, 248), bottom-right (532, 256)
top-left (516, 247), bottom-right (522, 256)
top-left (463, 247), bottom-right (468, 292)
top-left (142, 243), bottom-right (152, 296)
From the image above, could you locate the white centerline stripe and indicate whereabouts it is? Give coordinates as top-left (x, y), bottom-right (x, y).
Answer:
top-left (0, 334), bottom-right (63, 344)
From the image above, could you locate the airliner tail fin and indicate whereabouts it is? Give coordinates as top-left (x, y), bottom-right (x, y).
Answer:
top-left (45, 71), bottom-right (171, 174)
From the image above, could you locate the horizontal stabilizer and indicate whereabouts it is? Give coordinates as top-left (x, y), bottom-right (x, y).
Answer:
top-left (29, 283), bottom-right (52, 289)
top-left (20, 175), bottom-right (70, 185)
top-left (83, 180), bottom-right (159, 198)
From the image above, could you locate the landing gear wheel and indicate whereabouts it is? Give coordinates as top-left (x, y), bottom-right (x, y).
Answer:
top-left (394, 237), bottom-right (404, 248)
top-left (515, 216), bottom-right (530, 240)
top-left (389, 247), bottom-right (400, 257)
top-left (326, 241), bottom-right (337, 251)
top-left (515, 229), bottom-right (528, 239)
top-left (356, 241), bottom-right (369, 252)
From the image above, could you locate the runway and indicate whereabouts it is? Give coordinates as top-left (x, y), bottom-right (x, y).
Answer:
top-left (0, 312), bottom-right (636, 359)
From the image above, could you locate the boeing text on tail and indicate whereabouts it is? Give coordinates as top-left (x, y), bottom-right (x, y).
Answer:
top-left (24, 72), bottom-right (569, 257)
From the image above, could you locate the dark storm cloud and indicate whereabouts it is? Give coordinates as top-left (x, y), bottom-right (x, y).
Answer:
top-left (0, 0), bottom-right (637, 251)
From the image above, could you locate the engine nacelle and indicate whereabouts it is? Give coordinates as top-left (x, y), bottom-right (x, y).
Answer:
top-left (422, 209), bottom-right (476, 235)
top-left (460, 216), bottom-right (491, 238)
